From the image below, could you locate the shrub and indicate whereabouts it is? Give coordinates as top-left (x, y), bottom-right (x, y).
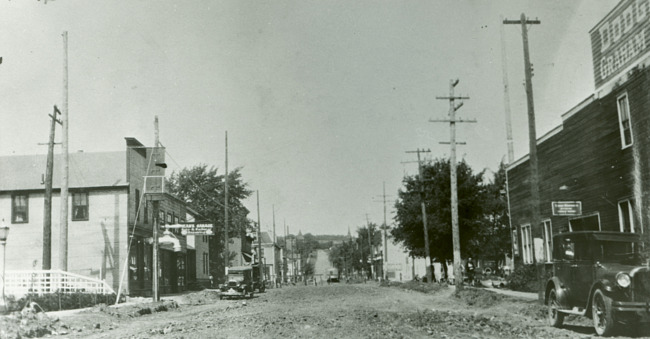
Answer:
top-left (506, 265), bottom-right (538, 292)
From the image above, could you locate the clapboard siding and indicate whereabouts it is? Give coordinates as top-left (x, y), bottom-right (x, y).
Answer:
top-left (508, 69), bottom-right (650, 262)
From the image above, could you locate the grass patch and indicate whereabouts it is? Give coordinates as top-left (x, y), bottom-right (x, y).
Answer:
top-left (453, 288), bottom-right (514, 308)
top-left (381, 280), bottom-right (448, 294)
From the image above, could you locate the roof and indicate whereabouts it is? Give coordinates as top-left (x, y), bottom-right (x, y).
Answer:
top-left (260, 231), bottom-right (274, 244)
top-left (0, 151), bottom-right (127, 191)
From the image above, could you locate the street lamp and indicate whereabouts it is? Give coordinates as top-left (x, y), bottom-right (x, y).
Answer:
top-left (0, 220), bottom-right (10, 311)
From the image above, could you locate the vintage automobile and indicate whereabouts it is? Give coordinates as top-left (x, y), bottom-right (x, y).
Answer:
top-left (219, 266), bottom-right (254, 300)
top-left (545, 231), bottom-right (650, 336)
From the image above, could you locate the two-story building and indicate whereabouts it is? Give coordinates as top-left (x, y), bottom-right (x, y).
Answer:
top-left (508, 0), bottom-right (650, 266)
top-left (0, 137), bottom-right (204, 297)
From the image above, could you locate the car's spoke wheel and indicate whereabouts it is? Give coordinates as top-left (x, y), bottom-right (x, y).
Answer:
top-left (592, 289), bottom-right (616, 336)
top-left (548, 288), bottom-right (564, 327)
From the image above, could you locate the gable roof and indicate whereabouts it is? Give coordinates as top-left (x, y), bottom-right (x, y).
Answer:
top-left (0, 151), bottom-right (127, 191)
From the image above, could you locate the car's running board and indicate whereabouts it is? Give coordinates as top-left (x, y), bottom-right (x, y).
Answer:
top-left (558, 307), bottom-right (586, 316)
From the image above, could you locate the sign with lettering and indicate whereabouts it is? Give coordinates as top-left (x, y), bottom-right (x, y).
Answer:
top-left (552, 201), bottom-right (582, 216)
top-left (166, 223), bottom-right (214, 235)
top-left (590, 0), bottom-right (650, 88)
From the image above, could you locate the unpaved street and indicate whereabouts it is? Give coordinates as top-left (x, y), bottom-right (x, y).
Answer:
top-left (6, 282), bottom-right (650, 338)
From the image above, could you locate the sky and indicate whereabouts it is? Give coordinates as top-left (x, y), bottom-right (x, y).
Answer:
top-left (0, 0), bottom-right (620, 237)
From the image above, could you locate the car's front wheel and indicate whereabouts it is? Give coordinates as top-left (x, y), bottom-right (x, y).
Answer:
top-left (547, 287), bottom-right (564, 327)
top-left (592, 289), bottom-right (616, 336)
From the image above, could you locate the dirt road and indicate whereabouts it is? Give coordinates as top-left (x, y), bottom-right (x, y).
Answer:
top-left (4, 282), bottom-right (650, 338)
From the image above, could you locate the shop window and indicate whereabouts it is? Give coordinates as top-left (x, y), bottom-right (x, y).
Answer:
top-left (203, 252), bottom-right (209, 275)
top-left (569, 214), bottom-right (601, 232)
top-left (543, 220), bottom-right (553, 262)
top-left (521, 224), bottom-right (533, 264)
top-left (12, 194), bottom-right (28, 223)
top-left (617, 93), bottom-right (633, 148)
top-left (72, 192), bottom-right (89, 221)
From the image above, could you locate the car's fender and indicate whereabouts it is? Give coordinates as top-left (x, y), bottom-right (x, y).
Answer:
top-left (585, 279), bottom-right (617, 313)
top-left (545, 277), bottom-right (569, 309)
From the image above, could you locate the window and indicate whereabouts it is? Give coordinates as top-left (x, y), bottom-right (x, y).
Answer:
top-left (203, 252), bottom-right (209, 275)
top-left (144, 202), bottom-right (149, 224)
top-left (72, 192), bottom-right (89, 221)
top-left (569, 214), bottom-right (601, 232)
top-left (12, 194), bottom-right (28, 223)
top-left (617, 93), bottom-right (633, 148)
top-left (135, 189), bottom-right (140, 222)
top-left (521, 224), bottom-right (533, 264)
top-left (159, 210), bottom-right (165, 225)
top-left (543, 220), bottom-right (553, 262)
top-left (512, 229), bottom-right (519, 256)
top-left (619, 199), bottom-right (637, 233)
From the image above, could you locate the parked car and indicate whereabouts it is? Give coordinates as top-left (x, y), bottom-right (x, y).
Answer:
top-left (545, 231), bottom-right (650, 336)
top-left (219, 266), bottom-right (254, 300)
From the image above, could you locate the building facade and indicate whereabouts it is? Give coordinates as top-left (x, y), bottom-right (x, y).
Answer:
top-left (507, 0), bottom-right (650, 266)
top-left (0, 137), bottom-right (198, 297)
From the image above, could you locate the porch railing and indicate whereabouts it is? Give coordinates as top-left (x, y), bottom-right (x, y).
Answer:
top-left (2, 270), bottom-right (115, 298)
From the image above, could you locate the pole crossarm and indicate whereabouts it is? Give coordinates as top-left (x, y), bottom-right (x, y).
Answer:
top-left (439, 141), bottom-right (467, 145)
top-left (503, 19), bottom-right (540, 25)
top-left (435, 96), bottom-right (470, 100)
top-left (429, 118), bottom-right (477, 123)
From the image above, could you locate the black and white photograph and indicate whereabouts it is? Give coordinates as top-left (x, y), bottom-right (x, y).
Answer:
top-left (3, 0), bottom-right (650, 338)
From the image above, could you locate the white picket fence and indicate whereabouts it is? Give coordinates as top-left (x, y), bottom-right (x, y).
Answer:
top-left (2, 270), bottom-right (115, 298)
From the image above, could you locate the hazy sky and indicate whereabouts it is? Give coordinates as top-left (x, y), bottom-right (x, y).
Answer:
top-left (0, 0), bottom-right (619, 236)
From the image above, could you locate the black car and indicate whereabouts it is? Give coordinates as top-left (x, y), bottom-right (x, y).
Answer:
top-left (327, 276), bottom-right (339, 283)
top-left (545, 231), bottom-right (650, 336)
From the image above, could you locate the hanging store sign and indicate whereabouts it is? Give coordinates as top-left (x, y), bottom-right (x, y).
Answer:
top-left (166, 223), bottom-right (214, 235)
top-left (552, 201), bottom-right (582, 216)
top-left (590, 0), bottom-right (650, 89)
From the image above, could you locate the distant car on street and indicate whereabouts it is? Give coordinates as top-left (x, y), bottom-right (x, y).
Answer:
top-left (327, 276), bottom-right (339, 283)
top-left (219, 266), bottom-right (254, 300)
top-left (545, 231), bottom-right (650, 336)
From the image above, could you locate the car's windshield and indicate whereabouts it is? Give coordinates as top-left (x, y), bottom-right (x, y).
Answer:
top-left (596, 240), bottom-right (645, 265)
top-left (228, 273), bottom-right (245, 282)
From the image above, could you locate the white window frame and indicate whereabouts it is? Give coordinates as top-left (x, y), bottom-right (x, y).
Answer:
top-left (618, 199), bottom-right (637, 233)
top-left (543, 219), bottom-right (553, 263)
top-left (521, 224), bottom-right (533, 264)
top-left (617, 92), bottom-right (633, 148)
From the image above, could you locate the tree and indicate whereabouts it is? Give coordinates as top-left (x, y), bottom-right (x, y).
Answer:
top-left (474, 161), bottom-right (511, 263)
top-left (392, 158), bottom-right (488, 277)
top-left (328, 224), bottom-right (381, 279)
top-left (167, 165), bottom-right (253, 282)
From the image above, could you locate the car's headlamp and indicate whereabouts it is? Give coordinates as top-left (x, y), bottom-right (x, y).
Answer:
top-left (616, 272), bottom-right (631, 288)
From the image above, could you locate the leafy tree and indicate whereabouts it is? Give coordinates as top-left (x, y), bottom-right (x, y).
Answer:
top-left (474, 162), bottom-right (511, 262)
top-left (167, 165), bottom-right (253, 282)
top-left (328, 224), bottom-right (381, 278)
top-left (392, 158), bottom-right (488, 275)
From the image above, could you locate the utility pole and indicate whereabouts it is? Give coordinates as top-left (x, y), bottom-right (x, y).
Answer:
top-left (432, 79), bottom-right (475, 291)
top-left (504, 14), bottom-right (541, 266)
top-left (500, 15), bottom-right (515, 164)
top-left (373, 182), bottom-right (392, 280)
top-left (224, 131), bottom-right (229, 274)
top-left (152, 116), bottom-right (161, 302)
top-left (405, 148), bottom-right (432, 283)
top-left (59, 31), bottom-right (69, 271)
top-left (42, 106), bottom-right (61, 270)
top-left (256, 191), bottom-right (263, 288)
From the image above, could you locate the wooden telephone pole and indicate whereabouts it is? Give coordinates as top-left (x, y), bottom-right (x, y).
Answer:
top-left (224, 131), bottom-right (229, 274)
top-left (59, 31), bottom-right (69, 271)
top-left (504, 14), bottom-right (541, 266)
top-left (432, 79), bottom-right (475, 290)
top-left (405, 148), bottom-right (432, 283)
top-left (42, 106), bottom-right (61, 270)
